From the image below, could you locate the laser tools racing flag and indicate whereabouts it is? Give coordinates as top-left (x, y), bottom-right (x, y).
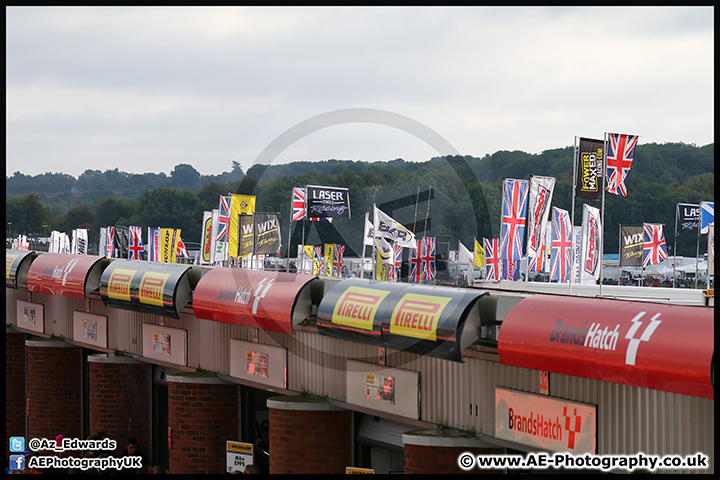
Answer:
top-left (292, 187), bottom-right (333, 222)
top-left (605, 132), bottom-right (639, 197)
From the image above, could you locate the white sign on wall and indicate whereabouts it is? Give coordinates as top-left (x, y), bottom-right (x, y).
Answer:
top-left (346, 360), bottom-right (419, 419)
top-left (16, 300), bottom-right (44, 334)
top-left (495, 387), bottom-right (596, 454)
top-left (73, 311), bottom-right (108, 349)
top-left (230, 339), bottom-right (287, 389)
top-left (142, 324), bottom-right (187, 366)
top-left (226, 441), bottom-right (253, 473)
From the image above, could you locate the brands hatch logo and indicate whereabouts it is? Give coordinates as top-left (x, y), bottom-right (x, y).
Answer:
top-left (217, 277), bottom-right (274, 315)
top-left (549, 311), bottom-right (662, 366)
top-left (562, 406), bottom-right (582, 450)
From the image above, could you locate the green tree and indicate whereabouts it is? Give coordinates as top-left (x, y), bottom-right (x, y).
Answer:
top-left (170, 164), bottom-right (201, 190)
top-left (6, 193), bottom-right (52, 235)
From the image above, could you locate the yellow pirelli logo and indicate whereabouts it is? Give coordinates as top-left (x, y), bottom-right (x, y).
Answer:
top-left (139, 272), bottom-right (170, 306)
top-left (390, 293), bottom-right (452, 341)
top-left (107, 269), bottom-right (135, 301)
top-left (332, 287), bottom-right (390, 331)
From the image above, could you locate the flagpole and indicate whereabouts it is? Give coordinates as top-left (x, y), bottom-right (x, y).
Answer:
top-left (413, 186), bottom-right (420, 235)
top-left (673, 205), bottom-right (678, 288)
top-left (525, 176), bottom-right (533, 286)
top-left (423, 186), bottom-right (432, 237)
top-left (373, 204), bottom-right (377, 281)
top-left (598, 133), bottom-right (608, 297)
top-left (362, 211), bottom-right (368, 280)
top-left (287, 194), bottom-right (293, 272)
top-left (618, 224), bottom-right (622, 285)
top-left (570, 137), bottom-right (578, 294)
top-left (695, 222), bottom-right (700, 289)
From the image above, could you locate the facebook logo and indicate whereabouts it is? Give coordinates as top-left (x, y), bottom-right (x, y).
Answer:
top-left (10, 436), bottom-right (25, 452)
top-left (9, 454), bottom-right (24, 471)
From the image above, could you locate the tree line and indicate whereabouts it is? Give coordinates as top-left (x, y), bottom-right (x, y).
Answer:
top-left (5, 142), bottom-right (714, 257)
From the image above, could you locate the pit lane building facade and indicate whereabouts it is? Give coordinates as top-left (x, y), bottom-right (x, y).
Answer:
top-left (5, 250), bottom-right (714, 474)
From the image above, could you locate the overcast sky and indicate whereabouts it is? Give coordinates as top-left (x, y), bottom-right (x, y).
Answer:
top-left (6, 6), bottom-right (714, 179)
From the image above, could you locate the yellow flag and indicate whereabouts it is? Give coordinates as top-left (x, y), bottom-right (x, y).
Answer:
top-left (474, 238), bottom-right (485, 267)
top-left (159, 228), bottom-right (173, 263)
top-left (324, 244), bottom-right (333, 277)
top-left (303, 245), bottom-right (320, 274)
top-left (228, 194), bottom-right (256, 257)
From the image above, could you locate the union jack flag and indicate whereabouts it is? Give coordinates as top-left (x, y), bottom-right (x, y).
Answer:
top-left (643, 223), bottom-right (667, 267)
top-left (550, 207), bottom-right (573, 282)
top-left (410, 243), bottom-right (422, 283)
top-left (484, 238), bottom-right (501, 281)
top-left (605, 133), bottom-right (639, 197)
top-left (292, 187), bottom-right (333, 222)
top-left (129, 226), bottom-right (144, 260)
top-left (217, 195), bottom-right (231, 242)
top-left (106, 226), bottom-right (115, 258)
top-left (388, 243), bottom-right (402, 282)
top-left (176, 233), bottom-right (189, 259)
top-left (500, 179), bottom-right (529, 265)
top-left (333, 244), bottom-right (345, 277)
top-left (421, 236), bottom-right (436, 283)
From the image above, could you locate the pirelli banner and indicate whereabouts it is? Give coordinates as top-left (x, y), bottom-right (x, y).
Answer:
top-left (497, 295), bottom-right (714, 399)
top-left (6, 249), bottom-right (37, 288)
top-left (317, 279), bottom-right (486, 362)
top-left (99, 260), bottom-right (193, 319)
top-left (27, 253), bottom-right (108, 298)
top-left (193, 268), bottom-right (320, 334)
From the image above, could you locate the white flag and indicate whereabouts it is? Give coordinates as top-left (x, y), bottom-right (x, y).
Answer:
top-left (527, 175), bottom-right (555, 266)
top-left (458, 241), bottom-right (473, 264)
top-left (75, 229), bottom-right (88, 255)
top-left (363, 212), bottom-right (374, 247)
top-left (373, 204), bottom-right (417, 249)
top-left (99, 227), bottom-right (107, 257)
top-left (580, 204), bottom-right (601, 285)
top-left (374, 236), bottom-right (394, 264)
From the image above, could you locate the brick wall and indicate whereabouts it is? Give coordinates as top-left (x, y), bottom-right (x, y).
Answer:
top-left (268, 407), bottom-right (352, 474)
top-left (404, 444), bottom-right (505, 474)
top-left (167, 379), bottom-right (239, 474)
top-left (88, 356), bottom-right (151, 457)
top-left (26, 341), bottom-right (82, 442)
top-left (5, 332), bottom-right (27, 455)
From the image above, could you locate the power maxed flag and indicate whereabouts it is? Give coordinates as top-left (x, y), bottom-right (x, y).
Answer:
top-left (576, 138), bottom-right (604, 200)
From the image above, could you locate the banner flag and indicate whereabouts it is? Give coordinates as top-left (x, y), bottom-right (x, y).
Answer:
top-left (363, 213), bottom-right (374, 247)
top-left (550, 207), bottom-right (572, 282)
top-left (576, 138), bottom-right (604, 200)
top-left (458, 241), bottom-right (473, 265)
top-left (572, 226), bottom-right (582, 284)
top-left (215, 195), bottom-right (231, 262)
top-left (503, 258), bottom-right (520, 281)
top-left (254, 212), bottom-right (281, 256)
top-left (700, 201), bottom-right (714, 234)
top-left (708, 223), bottom-right (714, 276)
top-left (677, 203), bottom-right (700, 235)
top-left (148, 227), bottom-right (160, 262)
top-left (292, 187), bottom-right (333, 222)
top-left (333, 244), bottom-right (345, 277)
top-left (99, 227), bottom-right (107, 258)
top-left (580, 204), bottom-right (601, 284)
top-left (374, 236), bottom-right (394, 265)
top-left (106, 226), bottom-right (115, 258)
top-left (305, 185), bottom-right (351, 218)
top-left (421, 236), bottom-right (436, 282)
top-left (324, 244), bottom-right (333, 277)
top-left (408, 243), bottom-right (421, 282)
top-left (176, 231), bottom-right (189, 258)
top-left (200, 211), bottom-right (213, 264)
top-left (642, 223), bottom-right (667, 267)
top-left (484, 237), bottom-right (501, 281)
top-left (388, 243), bottom-right (402, 282)
top-left (619, 225), bottom-right (643, 266)
top-left (113, 226), bottom-right (130, 259)
top-left (373, 205), bottom-right (417, 249)
top-left (228, 194), bottom-right (256, 257)
top-left (72, 228), bottom-right (88, 255)
top-left (605, 132), bottom-right (639, 197)
top-left (209, 209), bottom-right (219, 264)
top-left (128, 226), bottom-right (144, 260)
top-left (527, 175), bottom-right (555, 271)
top-left (474, 238), bottom-right (484, 267)
top-left (314, 246), bottom-right (324, 275)
top-left (159, 228), bottom-right (176, 263)
top-left (238, 215), bottom-right (254, 258)
top-left (500, 178), bottom-right (529, 265)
